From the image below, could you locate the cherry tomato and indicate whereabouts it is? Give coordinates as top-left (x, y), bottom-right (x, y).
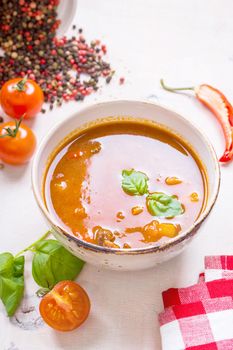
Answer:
top-left (39, 281), bottom-right (91, 332)
top-left (0, 77), bottom-right (44, 119)
top-left (0, 121), bottom-right (36, 165)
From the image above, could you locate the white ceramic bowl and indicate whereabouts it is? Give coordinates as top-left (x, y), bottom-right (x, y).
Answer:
top-left (32, 100), bottom-right (220, 270)
top-left (57, 0), bottom-right (78, 36)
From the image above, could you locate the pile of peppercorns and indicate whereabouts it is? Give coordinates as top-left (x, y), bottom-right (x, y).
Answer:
top-left (0, 0), bottom-right (114, 110)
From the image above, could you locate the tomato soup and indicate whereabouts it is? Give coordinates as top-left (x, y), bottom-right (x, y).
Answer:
top-left (44, 119), bottom-right (208, 249)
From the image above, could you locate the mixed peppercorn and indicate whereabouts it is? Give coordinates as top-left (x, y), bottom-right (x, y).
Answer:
top-left (0, 0), bottom-right (115, 110)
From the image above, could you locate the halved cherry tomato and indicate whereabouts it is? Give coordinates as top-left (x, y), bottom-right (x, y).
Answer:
top-left (39, 281), bottom-right (91, 332)
top-left (0, 120), bottom-right (36, 165)
top-left (0, 77), bottom-right (44, 119)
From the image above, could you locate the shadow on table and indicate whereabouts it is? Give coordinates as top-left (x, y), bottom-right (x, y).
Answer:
top-left (1, 163), bottom-right (28, 180)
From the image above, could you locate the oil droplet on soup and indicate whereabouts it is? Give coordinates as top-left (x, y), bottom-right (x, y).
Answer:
top-left (44, 120), bottom-right (207, 249)
top-left (190, 192), bottom-right (199, 202)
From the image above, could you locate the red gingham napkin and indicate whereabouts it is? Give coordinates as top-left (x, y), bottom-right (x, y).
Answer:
top-left (205, 256), bottom-right (233, 270)
top-left (162, 279), bottom-right (233, 308)
top-left (205, 256), bottom-right (233, 282)
top-left (159, 256), bottom-right (233, 349)
top-left (159, 297), bottom-right (233, 350)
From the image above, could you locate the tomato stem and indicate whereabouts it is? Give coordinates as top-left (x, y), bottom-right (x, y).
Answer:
top-left (0, 116), bottom-right (24, 138)
top-left (160, 79), bottom-right (195, 92)
top-left (36, 287), bottom-right (50, 297)
top-left (15, 230), bottom-right (51, 258)
top-left (16, 75), bottom-right (28, 92)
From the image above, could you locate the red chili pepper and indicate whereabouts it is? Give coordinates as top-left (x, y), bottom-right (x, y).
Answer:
top-left (160, 79), bottom-right (233, 163)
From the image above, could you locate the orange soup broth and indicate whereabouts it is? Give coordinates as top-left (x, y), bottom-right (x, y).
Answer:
top-left (44, 119), bottom-right (208, 249)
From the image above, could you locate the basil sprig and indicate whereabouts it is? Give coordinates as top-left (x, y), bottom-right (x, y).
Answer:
top-left (146, 192), bottom-right (183, 218)
top-left (0, 253), bottom-right (24, 316)
top-left (32, 239), bottom-right (84, 289)
top-left (122, 169), bottom-right (149, 196)
top-left (0, 232), bottom-right (85, 317)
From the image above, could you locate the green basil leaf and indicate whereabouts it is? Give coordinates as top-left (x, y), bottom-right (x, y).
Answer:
top-left (122, 169), bottom-right (149, 196)
top-left (32, 252), bottom-right (55, 289)
top-left (0, 253), bottom-right (14, 276)
top-left (32, 240), bottom-right (85, 289)
top-left (13, 256), bottom-right (25, 277)
top-left (0, 253), bottom-right (24, 316)
top-left (146, 192), bottom-right (183, 218)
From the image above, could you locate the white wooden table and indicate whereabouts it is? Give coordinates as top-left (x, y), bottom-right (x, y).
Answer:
top-left (1, 1), bottom-right (233, 349)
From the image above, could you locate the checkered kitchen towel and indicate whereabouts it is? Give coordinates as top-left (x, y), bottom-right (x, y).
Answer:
top-left (159, 297), bottom-right (233, 350)
top-left (162, 279), bottom-right (233, 308)
top-left (205, 256), bottom-right (233, 282)
top-left (159, 256), bottom-right (233, 349)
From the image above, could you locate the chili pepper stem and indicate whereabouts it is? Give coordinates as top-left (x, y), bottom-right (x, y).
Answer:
top-left (15, 230), bottom-right (51, 258)
top-left (160, 79), bottom-right (195, 93)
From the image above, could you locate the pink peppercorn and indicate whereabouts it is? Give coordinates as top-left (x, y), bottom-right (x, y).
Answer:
top-left (102, 70), bottom-right (110, 77)
top-left (55, 74), bottom-right (62, 81)
top-left (101, 45), bottom-right (107, 54)
top-left (119, 77), bottom-right (125, 85)
top-left (79, 50), bottom-right (87, 56)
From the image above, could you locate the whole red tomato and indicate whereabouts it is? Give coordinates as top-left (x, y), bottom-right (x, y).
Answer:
top-left (0, 77), bottom-right (44, 119)
top-left (0, 120), bottom-right (36, 164)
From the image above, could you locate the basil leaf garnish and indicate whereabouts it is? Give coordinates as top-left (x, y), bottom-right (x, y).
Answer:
top-left (146, 192), bottom-right (183, 218)
top-left (0, 253), bottom-right (24, 316)
top-left (122, 169), bottom-right (149, 196)
top-left (32, 240), bottom-right (84, 289)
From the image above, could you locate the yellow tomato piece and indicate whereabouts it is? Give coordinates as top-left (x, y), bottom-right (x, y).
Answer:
top-left (157, 223), bottom-right (181, 238)
top-left (165, 177), bottom-right (182, 185)
top-left (142, 220), bottom-right (161, 243)
top-left (131, 206), bottom-right (143, 215)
